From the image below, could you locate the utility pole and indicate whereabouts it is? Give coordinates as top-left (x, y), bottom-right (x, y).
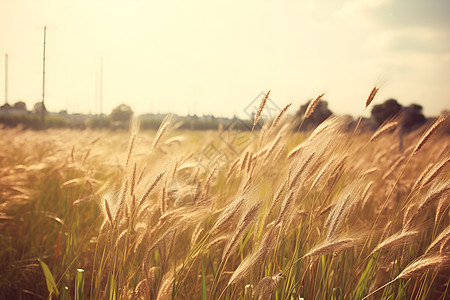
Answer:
top-left (99, 57), bottom-right (103, 115)
top-left (41, 26), bottom-right (46, 127)
top-left (4, 54), bottom-right (7, 105)
top-left (95, 71), bottom-right (98, 115)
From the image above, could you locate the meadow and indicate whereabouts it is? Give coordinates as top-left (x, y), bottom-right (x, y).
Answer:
top-left (0, 105), bottom-right (448, 299)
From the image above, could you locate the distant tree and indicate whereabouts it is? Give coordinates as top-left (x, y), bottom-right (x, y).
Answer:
top-left (371, 99), bottom-right (426, 130)
top-left (400, 104), bottom-right (426, 132)
top-left (294, 99), bottom-right (333, 130)
top-left (371, 99), bottom-right (402, 126)
top-left (372, 99), bottom-right (427, 151)
top-left (32, 102), bottom-right (47, 114)
top-left (13, 101), bottom-right (27, 111)
top-left (110, 104), bottom-right (133, 128)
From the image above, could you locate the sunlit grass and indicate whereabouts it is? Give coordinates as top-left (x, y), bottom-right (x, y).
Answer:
top-left (0, 111), bottom-right (448, 299)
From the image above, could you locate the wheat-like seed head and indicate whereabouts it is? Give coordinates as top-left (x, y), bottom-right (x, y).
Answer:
top-left (104, 199), bottom-right (114, 226)
top-left (222, 203), bottom-right (260, 261)
top-left (370, 121), bottom-right (398, 143)
top-left (396, 253), bottom-right (449, 279)
top-left (211, 195), bottom-right (245, 233)
top-left (370, 230), bottom-right (418, 256)
top-left (125, 130), bottom-right (136, 169)
top-left (252, 90), bottom-right (270, 131)
top-left (365, 86), bottom-right (379, 108)
top-left (304, 237), bottom-right (355, 258)
top-left (241, 151), bottom-right (249, 171)
top-left (421, 157), bottom-right (449, 187)
top-left (411, 163), bottom-right (434, 192)
top-left (305, 93), bottom-right (325, 118)
top-left (139, 171), bottom-right (166, 207)
top-left (270, 103), bottom-right (292, 130)
top-left (425, 224), bottom-right (450, 254)
top-left (289, 152), bottom-right (315, 189)
top-left (413, 113), bottom-right (448, 155)
top-left (252, 273), bottom-right (283, 300)
top-left (416, 184), bottom-right (450, 216)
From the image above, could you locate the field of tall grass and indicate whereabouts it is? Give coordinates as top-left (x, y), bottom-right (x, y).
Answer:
top-left (0, 103), bottom-right (449, 299)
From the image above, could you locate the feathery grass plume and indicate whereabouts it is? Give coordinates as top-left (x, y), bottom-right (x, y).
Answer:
top-left (201, 166), bottom-right (217, 201)
top-left (192, 166), bottom-right (200, 184)
top-left (190, 221), bottom-right (204, 248)
top-left (369, 121), bottom-right (398, 142)
top-left (160, 185), bottom-right (166, 214)
top-left (413, 112), bottom-right (448, 155)
top-left (136, 165), bottom-right (147, 185)
top-left (227, 250), bottom-right (263, 287)
top-left (310, 158), bottom-right (335, 192)
top-left (362, 253), bottom-right (449, 300)
top-left (382, 154), bottom-right (406, 180)
top-left (270, 103), bottom-right (292, 130)
top-left (425, 225), bottom-right (450, 254)
top-left (289, 152), bottom-right (315, 189)
top-left (402, 203), bottom-right (418, 231)
top-left (114, 180), bottom-right (129, 224)
top-left (303, 237), bottom-right (355, 258)
top-left (319, 204), bottom-right (334, 217)
top-left (247, 152), bottom-right (253, 173)
top-left (275, 190), bottom-right (295, 225)
top-left (325, 194), bottom-right (352, 239)
top-left (361, 182), bottom-right (373, 209)
top-left (397, 253), bottom-right (449, 279)
top-left (411, 163), bottom-right (434, 192)
top-left (192, 181), bottom-right (202, 204)
top-left (204, 165), bottom-right (217, 189)
top-left (268, 180), bottom-right (287, 215)
top-left (362, 181), bottom-right (373, 201)
top-left (241, 151), bottom-right (250, 171)
top-left (263, 134), bottom-right (282, 163)
top-left (153, 115), bottom-right (178, 150)
top-left (225, 157), bottom-right (240, 184)
top-left (435, 195), bottom-right (449, 225)
top-left (252, 273), bottom-right (283, 300)
top-left (415, 184), bottom-right (450, 216)
top-left (211, 196), bottom-right (245, 233)
top-left (421, 157), bottom-right (449, 187)
top-left (305, 93), bottom-right (325, 118)
top-left (273, 143), bottom-right (286, 162)
top-left (361, 167), bottom-right (379, 177)
top-left (328, 154), bottom-right (348, 183)
top-left (104, 199), bottom-right (113, 226)
top-left (130, 162), bottom-right (137, 196)
top-left (365, 86), bottom-right (379, 108)
top-left (222, 203), bottom-right (261, 261)
top-left (252, 90), bottom-right (270, 131)
top-left (288, 143), bottom-right (306, 159)
top-left (228, 224), bottom-right (282, 287)
top-left (370, 230), bottom-right (418, 256)
top-left (138, 171), bottom-right (166, 207)
top-left (308, 115), bottom-right (339, 140)
top-left (125, 130), bottom-right (136, 169)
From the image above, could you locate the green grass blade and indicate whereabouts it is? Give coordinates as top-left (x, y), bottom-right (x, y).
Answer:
top-left (39, 259), bottom-right (60, 297)
top-left (60, 286), bottom-right (69, 300)
top-left (75, 268), bottom-right (85, 300)
top-left (201, 258), bottom-right (207, 300)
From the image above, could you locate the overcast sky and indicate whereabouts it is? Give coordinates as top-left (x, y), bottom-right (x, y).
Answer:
top-left (0, 0), bottom-right (449, 118)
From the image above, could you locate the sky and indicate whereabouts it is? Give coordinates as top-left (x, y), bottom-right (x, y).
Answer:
top-left (0, 0), bottom-right (449, 118)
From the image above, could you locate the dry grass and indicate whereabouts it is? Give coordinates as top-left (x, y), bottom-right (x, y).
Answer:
top-left (0, 106), bottom-right (449, 299)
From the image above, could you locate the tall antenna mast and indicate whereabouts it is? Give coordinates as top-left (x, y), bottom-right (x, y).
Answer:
top-left (95, 71), bottom-right (98, 115)
top-left (4, 54), bottom-right (7, 105)
top-left (99, 56), bottom-right (103, 115)
top-left (42, 26), bottom-right (46, 108)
